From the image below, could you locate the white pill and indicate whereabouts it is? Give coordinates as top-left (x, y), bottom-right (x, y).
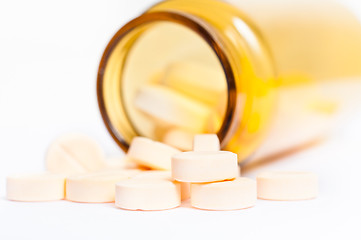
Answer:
top-left (191, 177), bottom-right (256, 210)
top-left (257, 171), bottom-right (318, 200)
top-left (162, 61), bottom-right (227, 106)
top-left (133, 170), bottom-right (190, 201)
top-left (193, 134), bottom-right (220, 151)
top-left (134, 84), bottom-right (213, 133)
top-left (126, 137), bottom-right (181, 171)
top-left (66, 169), bottom-right (140, 203)
top-left (115, 179), bottom-right (181, 211)
top-left (6, 173), bottom-right (65, 202)
top-left (172, 151), bottom-right (238, 183)
top-left (162, 128), bottom-right (194, 151)
top-left (45, 134), bottom-right (106, 175)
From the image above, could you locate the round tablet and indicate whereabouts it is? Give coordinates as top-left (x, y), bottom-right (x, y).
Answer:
top-left (191, 177), bottom-right (257, 210)
top-left (193, 134), bottom-right (220, 152)
top-left (126, 137), bottom-right (181, 170)
top-left (162, 61), bottom-right (226, 106)
top-left (6, 173), bottom-right (66, 202)
top-left (115, 179), bottom-right (181, 210)
top-left (66, 170), bottom-right (139, 203)
top-left (134, 85), bottom-right (212, 133)
top-left (45, 134), bottom-right (106, 175)
top-left (257, 171), bottom-right (318, 200)
top-left (133, 170), bottom-right (190, 200)
top-left (171, 151), bottom-right (238, 183)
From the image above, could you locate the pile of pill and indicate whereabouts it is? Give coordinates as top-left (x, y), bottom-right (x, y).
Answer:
top-left (6, 133), bottom-right (318, 211)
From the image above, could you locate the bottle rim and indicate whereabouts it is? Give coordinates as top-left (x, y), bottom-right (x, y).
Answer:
top-left (97, 11), bottom-right (237, 151)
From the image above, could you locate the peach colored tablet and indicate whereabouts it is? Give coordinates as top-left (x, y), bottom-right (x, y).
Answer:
top-left (45, 134), bottom-right (105, 175)
top-left (134, 84), bottom-right (212, 133)
top-left (126, 137), bottom-right (181, 170)
top-left (115, 179), bottom-right (181, 210)
top-left (162, 61), bottom-right (226, 106)
top-left (172, 151), bottom-right (238, 183)
top-left (191, 177), bottom-right (256, 210)
top-left (65, 170), bottom-right (139, 203)
top-left (133, 170), bottom-right (190, 200)
top-left (7, 173), bottom-right (66, 202)
top-left (257, 171), bottom-right (318, 200)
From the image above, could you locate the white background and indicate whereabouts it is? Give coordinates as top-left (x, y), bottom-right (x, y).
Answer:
top-left (1, 0), bottom-right (361, 239)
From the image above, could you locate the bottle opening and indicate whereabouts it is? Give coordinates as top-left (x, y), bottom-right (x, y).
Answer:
top-left (97, 12), bottom-right (236, 151)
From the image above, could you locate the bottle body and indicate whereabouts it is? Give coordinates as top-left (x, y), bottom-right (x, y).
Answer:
top-left (97, 0), bottom-right (361, 163)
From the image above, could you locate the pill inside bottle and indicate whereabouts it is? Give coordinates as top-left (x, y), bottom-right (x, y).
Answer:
top-left (125, 23), bottom-right (228, 139)
top-left (98, 20), bottom-right (232, 150)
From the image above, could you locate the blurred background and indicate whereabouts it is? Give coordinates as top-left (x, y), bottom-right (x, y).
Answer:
top-left (0, 0), bottom-right (360, 239)
top-left (0, 0), bottom-right (360, 168)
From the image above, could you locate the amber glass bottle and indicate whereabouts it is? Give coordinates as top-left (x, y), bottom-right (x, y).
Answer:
top-left (97, 0), bottom-right (361, 162)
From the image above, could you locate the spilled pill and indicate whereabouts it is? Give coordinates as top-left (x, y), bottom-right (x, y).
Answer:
top-left (127, 137), bottom-right (181, 170)
top-left (191, 177), bottom-right (256, 210)
top-left (45, 134), bottom-right (106, 175)
top-left (7, 130), bottom-right (318, 212)
top-left (115, 179), bottom-right (181, 211)
top-left (257, 171), bottom-right (318, 200)
top-left (172, 151), bottom-right (238, 183)
top-left (66, 169), bottom-right (140, 203)
top-left (133, 170), bottom-right (190, 200)
top-left (6, 173), bottom-right (66, 202)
